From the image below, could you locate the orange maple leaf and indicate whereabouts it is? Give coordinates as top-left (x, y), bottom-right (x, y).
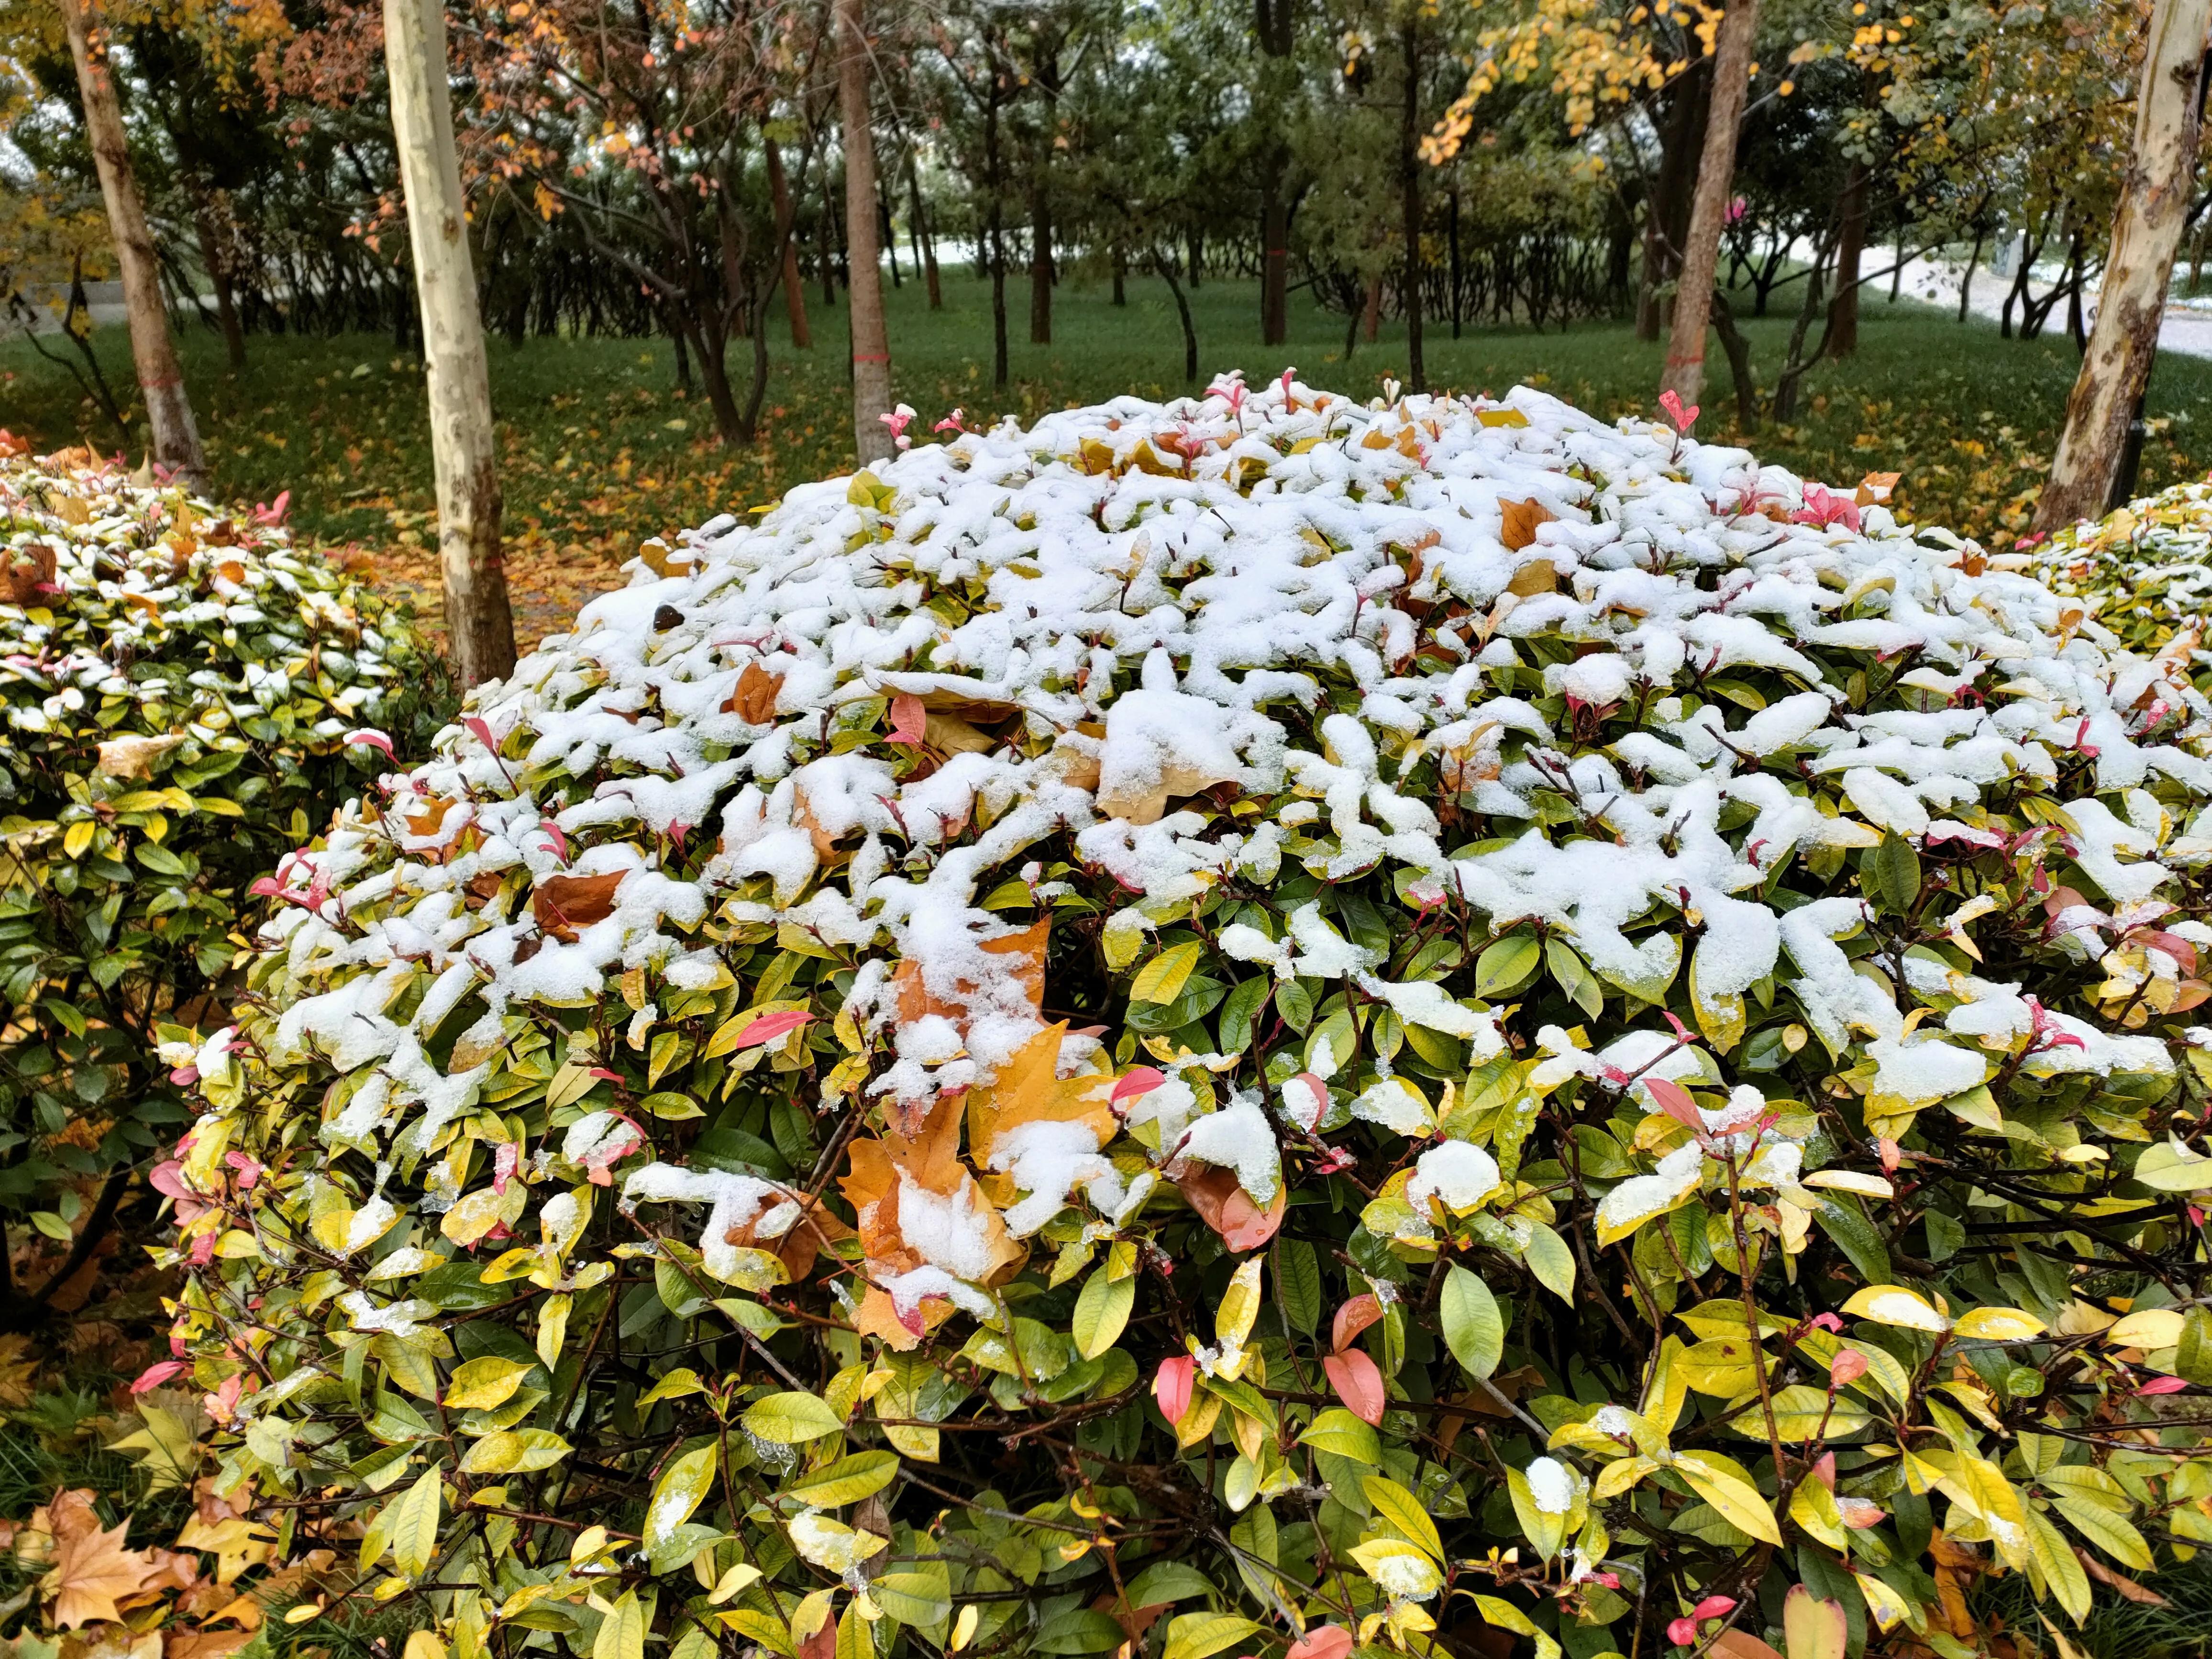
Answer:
top-left (46, 1510), bottom-right (159, 1629)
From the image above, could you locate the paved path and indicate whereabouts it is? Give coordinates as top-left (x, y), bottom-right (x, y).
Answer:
top-left (1894, 252), bottom-right (2212, 360)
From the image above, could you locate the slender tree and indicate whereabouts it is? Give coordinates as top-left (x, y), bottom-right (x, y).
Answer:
top-left (767, 137), bottom-right (814, 349)
top-left (839, 0), bottom-right (894, 463)
top-left (2034, 0), bottom-right (2212, 531)
top-left (1660, 0), bottom-right (1759, 409)
top-left (56, 0), bottom-right (205, 484)
top-left (384, 0), bottom-right (515, 683)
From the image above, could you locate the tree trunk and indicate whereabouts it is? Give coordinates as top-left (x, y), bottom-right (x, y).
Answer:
top-left (1256, 0), bottom-right (1294, 347)
top-left (1450, 186), bottom-right (1465, 339)
top-left (985, 58), bottom-right (1009, 387)
top-left (880, 183), bottom-right (901, 288)
top-left (1029, 185), bottom-right (1052, 344)
top-left (1261, 173), bottom-right (1289, 346)
top-left (2037, 0), bottom-right (2212, 529)
top-left (1829, 162), bottom-right (1868, 358)
top-left (59, 0), bottom-right (205, 485)
top-left (1958, 227), bottom-right (1982, 323)
top-left (191, 190), bottom-right (246, 371)
top-left (1153, 251), bottom-right (1198, 382)
top-left (1362, 272), bottom-right (1382, 343)
top-left (1188, 229), bottom-right (1202, 287)
top-left (1659, 0), bottom-right (1760, 410)
top-left (1637, 60), bottom-right (1709, 342)
top-left (907, 153), bottom-right (941, 310)
top-left (766, 138), bottom-right (812, 348)
top-left (837, 0), bottom-right (894, 465)
top-left (1400, 19), bottom-right (1424, 391)
top-left (383, 0), bottom-right (514, 684)
top-left (820, 166), bottom-right (839, 305)
top-left (1112, 243), bottom-right (1127, 306)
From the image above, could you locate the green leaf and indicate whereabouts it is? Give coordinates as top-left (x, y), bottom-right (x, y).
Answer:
top-left (1274, 1236), bottom-right (1320, 1338)
top-left (1439, 1263), bottom-right (1504, 1380)
top-left (2179, 1307), bottom-right (2212, 1387)
top-left (1073, 1266), bottom-right (1136, 1360)
top-left (387, 1465), bottom-right (443, 1578)
top-left (874, 1565), bottom-right (952, 1629)
top-left (1300, 1406), bottom-right (1381, 1464)
top-left (1122, 1560), bottom-right (1218, 1606)
top-left (1545, 939), bottom-right (1603, 1018)
top-left (1035, 1610), bottom-right (1127, 1655)
top-left (645, 1443), bottom-right (719, 1549)
top-left (1523, 1221), bottom-right (1576, 1301)
top-left (785, 1450), bottom-right (900, 1508)
top-left (743, 1390), bottom-right (846, 1443)
top-left (1217, 975), bottom-right (1272, 1053)
top-left (1161, 1614), bottom-right (1262, 1659)
top-left (1131, 941), bottom-right (1203, 1005)
top-left (1474, 933), bottom-right (1541, 1000)
top-left (2052, 1492), bottom-right (2154, 1570)
top-left (1814, 1195), bottom-right (1893, 1285)
top-left (1865, 832), bottom-right (1921, 915)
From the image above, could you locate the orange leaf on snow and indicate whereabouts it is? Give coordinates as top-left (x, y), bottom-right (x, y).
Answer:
top-left (1500, 497), bottom-right (1557, 553)
top-left (966, 1022), bottom-right (1116, 1172)
top-left (840, 1093), bottom-right (1024, 1290)
top-left (891, 917), bottom-right (1049, 1035)
top-left (532, 871), bottom-right (626, 941)
top-left (724, 662), bottom-right (784, 724)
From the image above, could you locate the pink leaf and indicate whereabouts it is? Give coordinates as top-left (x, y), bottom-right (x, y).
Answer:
top-left (1668, 1620), bottom-right (1699, 1647)
top-left (493, 1142), bottom-right (520, 1195)
top-left (1808, 1452), bottom-right (1836, 1492)
top-left (1282, 1072), bottom-right (1330, 1130)
top-left (540, 822), bottom-right (569, 861)
top-left (344, 729), bottom-right (395, 759)
top-left (132, 1360), bottom-right (189, 1394)
top-left (887, 694), bottom-right (927, 747)
top-left (1110, 1067), bottom-right (1166, 1105)
top-left (1153, 1355), bottom-right (1195, 1425)
top-left (1659, 389), bottom-right (1699, 435)
top-left (465, 716), bottom-right (501, 753)
top-left (1828, 1348), bottom-right (1869, 1387)
top-left (1690, 1596), bottom-right (1738, 1623)
top-left (1331, 1294), bottom-right (1383, 1355)
top-left (1285, 1630), bottom-right (1351, 1659)
top-left (2138, 1375), bottom-right (2190, 1395)
top-left (1322, 1348), bottom-right (1386, 1425)
top-left (732, 1009), bottom-right (814, 1050)
top-left (1644, 1076), bottom-right (1703, 1130)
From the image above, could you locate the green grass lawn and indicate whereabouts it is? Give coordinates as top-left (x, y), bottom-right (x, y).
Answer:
top-left (7, 268), bottom-right (2210, 644)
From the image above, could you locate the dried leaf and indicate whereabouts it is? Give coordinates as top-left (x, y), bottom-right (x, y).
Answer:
top-left (1500, 497), bottom-right (1557, 553)
top-left (533, 871), bottom-right (626, 941)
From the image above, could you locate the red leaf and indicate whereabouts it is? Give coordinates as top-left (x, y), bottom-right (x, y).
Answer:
top-left (131, 1360), bottom-right (189, 1394)
top-left (1153, 1355), bottom-right (1195, 1425)
top-left (1331, 1294), bottom-right (1383, 1355)
top-left (1285, 1630), bottom-right (1353, 1659)
top-left (1110, 1066), bottom-right (1166, 1105)
top-left (1322, 1349), bottom-right (1386, 1425)
top-left (732, 1009), bottom-right (814, 1050)
top-left (1690, 1596), bottom-right (1738, 1622)
top-left (2138, 1375), bottom-right (2189, 1395)
top-left (1644, 1076), bottom-right (1703, 1129)
top-left (887, 693), bottom-right (927, 746)
top-left (1177, 1165), bottom-right (1288, 1252)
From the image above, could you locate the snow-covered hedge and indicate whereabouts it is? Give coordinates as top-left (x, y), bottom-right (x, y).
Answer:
top-left (167, 382), bottom-right (2212, 1659)
top-left (0, 435), bottom-right (447, 1309)
top-left (2039, 479), bottom-right (2212, 676)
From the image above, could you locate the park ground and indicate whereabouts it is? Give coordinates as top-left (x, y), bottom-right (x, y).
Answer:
top-left (6, 270), bottom-right (2211, 649)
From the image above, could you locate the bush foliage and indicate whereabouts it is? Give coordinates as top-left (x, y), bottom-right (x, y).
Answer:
top-left (0, 436), bottom-right (448, 1325)
top-left (2038, 482), bottom-right (2212, 676)
top-left (166, 383), bottom-right (2212, 1659)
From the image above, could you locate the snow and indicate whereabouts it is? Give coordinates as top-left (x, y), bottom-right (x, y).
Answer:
top-left (222, 374), bottom-right (2212, 1330)
top-left (1525, 1456), bottom-right (1578, 1515)
top-left (1406, 1141), bottom-right (1503, 1215)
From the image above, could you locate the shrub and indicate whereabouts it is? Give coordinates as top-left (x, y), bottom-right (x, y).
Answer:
top-left (0, 436), bottom-right (450, 1326)
top-left (2038, 481), bottom-right (2212, 671)
top-left (166, 380), bottom-right (2212, 1659)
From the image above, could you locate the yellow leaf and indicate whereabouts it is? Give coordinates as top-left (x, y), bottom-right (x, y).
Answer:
top-left (2106, 1308), bottom-right (2185, 1349)
top-left (1840, 1284), bottom-right (1948, 1333)
top-left (1673, 1450), bottom-right (1781, 1544)
top-left (1131, 941), bottom-right (1203, 1005)
top-left (1216, 1257), bottom-right (1264, 1351)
